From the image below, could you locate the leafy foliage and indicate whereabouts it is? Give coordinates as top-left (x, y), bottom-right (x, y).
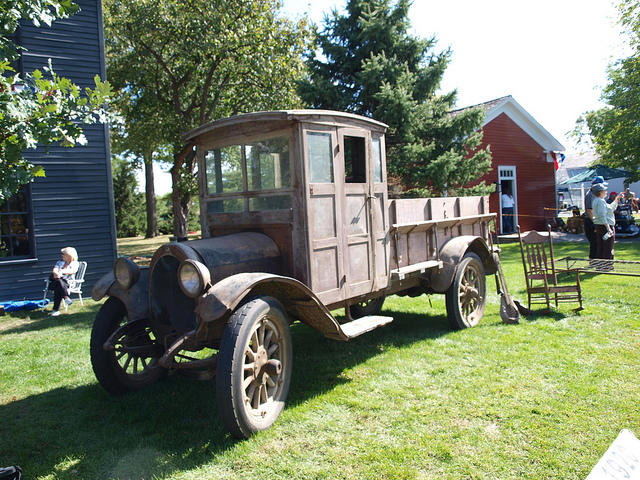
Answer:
top-left (111, 157), bottom-right (145, 237)
top-left (574, 0), bottom-right (640, 182)
top-left (0, 0), bottom-right (79, 58)
top-left (299, 0), bottom-right (492, 196)
top-left (0, 0), bottom-right (116, 201)
top-left (156, 192), bottom-right (199, 235)
top-left (104, 0), bottom-right (310, 236)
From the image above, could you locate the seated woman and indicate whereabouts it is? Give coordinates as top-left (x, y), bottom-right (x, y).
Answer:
top-left (48, 247), bottom-right (79, 316)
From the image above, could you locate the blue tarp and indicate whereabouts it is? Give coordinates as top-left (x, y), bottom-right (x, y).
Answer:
top-left (1, 299), bottom-right (50, 312)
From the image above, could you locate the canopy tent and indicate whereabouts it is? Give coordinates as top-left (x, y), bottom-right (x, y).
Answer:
top-left (560, 164), bottom-right (632, 184)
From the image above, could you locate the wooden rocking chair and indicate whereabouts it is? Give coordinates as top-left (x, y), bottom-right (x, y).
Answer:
top-left (517, 225), bottom-right (583, 311)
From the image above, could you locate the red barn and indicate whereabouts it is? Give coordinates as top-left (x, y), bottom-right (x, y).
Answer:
top-left (460, 96), bottom-right (565, 235)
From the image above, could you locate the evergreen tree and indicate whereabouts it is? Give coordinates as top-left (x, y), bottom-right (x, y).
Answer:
top-left (111, 157), bottom-right (145, 238)
top-left (299, 0), bottom-right (492, 196)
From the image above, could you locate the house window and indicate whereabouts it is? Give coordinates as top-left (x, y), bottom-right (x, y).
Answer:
top-left (0, 185), bottom-right (34, 260)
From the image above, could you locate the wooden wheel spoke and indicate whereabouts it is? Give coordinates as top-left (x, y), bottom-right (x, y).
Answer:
top-left (245, 348), bottom-right (255, 362)
top-left (122, 355), bottom-right (132, 372)
top-left (267, 343), bottom-right (279, 356)
top-left (260, 384), bottom-right (268, 404)
top-left (252, 386), bottom-right (261, 410)
top-left (264, 329), bottom-right (274, 348)
top-left (247, 382), bottom-right (257, 404)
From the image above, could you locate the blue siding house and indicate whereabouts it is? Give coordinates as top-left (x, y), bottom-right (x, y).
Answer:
top-left (0, 0), bottom-right (117, 303)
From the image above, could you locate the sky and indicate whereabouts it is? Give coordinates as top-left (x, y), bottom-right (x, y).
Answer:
top-left (284, 0), bottom-right (629, 151)
top-left (148, 0), bottom-right (629, 195)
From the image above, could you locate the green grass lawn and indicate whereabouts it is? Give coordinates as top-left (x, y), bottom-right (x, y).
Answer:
top-left (1, 240), bottom-right (639, 479)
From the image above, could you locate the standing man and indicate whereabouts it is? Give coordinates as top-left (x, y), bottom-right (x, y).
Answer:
top-left (584, 176), bottom-right (606, 260)
top-left (501, 187), bottom-right (515, 234)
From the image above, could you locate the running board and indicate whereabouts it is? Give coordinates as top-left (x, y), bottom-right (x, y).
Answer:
top-left (340, 315), bottom-right (394, 339)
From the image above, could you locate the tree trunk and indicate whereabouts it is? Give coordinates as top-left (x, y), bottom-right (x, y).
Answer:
top-left (144, 154), bottom-right (158, 238)
top-left (170, 144), bottom-right (196, 240)
top-left (170, 170), bottom-right (189, 240)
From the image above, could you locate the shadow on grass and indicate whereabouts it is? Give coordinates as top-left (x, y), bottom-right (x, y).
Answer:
top-left (0, 306), bottom-right (93, 335)
top-left (288, 309), bottom-right (452, 406)
top-left (0, 308), bottom-right (453, 479)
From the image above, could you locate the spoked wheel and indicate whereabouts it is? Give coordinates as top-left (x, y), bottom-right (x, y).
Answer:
top-left (349, 296), bottom-right (385, 319)
top-left (445, 252), bottom-right (487, 330)
top-left (216, 296), bottom-right (292, 439)
top-left (90, 297), bottom-right (166, 395)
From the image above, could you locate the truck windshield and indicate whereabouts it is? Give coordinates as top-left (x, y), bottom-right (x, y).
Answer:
top-left (204, 136), bottom-right (292, 213)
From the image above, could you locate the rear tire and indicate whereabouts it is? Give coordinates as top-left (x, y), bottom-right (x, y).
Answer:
top-left (90, 297), bottom-right (166, 395)
top-left (349, 296), bottom-right (385, 319)
top-left (445, 253), bottom-right (486, 330)
top-left (216, 296), bottom-right (292, 439)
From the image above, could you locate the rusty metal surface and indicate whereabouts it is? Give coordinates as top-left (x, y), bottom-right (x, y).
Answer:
top-left (147, 232), bottom-right (282, 341)
top-left (91, 271), bottom-right (115, 301)
top-left (195, 272), bottom-right (348, 341)
top-left (92, 268), bottom-right (151, 322)
top-left (430, 236), bottom-right (497, 292)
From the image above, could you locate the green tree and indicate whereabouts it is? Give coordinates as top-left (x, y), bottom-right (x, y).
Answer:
top-left (111, 156), bottom-right (145, 237)
top-left (0, 0), bottom-right (115, 201)
top-left (574, 0), bottom-right (640, 182)
top-left (110, 111), bottom-right (167, 238)
top-left (298, 0), bottom-right (492, 196)
top-left (104, 0), bottom-right (310, 238)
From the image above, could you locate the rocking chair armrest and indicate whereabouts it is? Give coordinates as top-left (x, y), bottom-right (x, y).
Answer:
top-left (555, 267), bottom-right (583, 280)
top-left (555, 266), bottom-right (581, 272)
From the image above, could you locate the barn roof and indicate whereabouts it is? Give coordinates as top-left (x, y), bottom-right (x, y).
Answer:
top-left (452, 95), bottom-right (565, 153)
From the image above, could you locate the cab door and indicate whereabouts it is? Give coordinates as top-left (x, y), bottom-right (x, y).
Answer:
top-left (339, 128), bottom-right (389, 298)
top-left (305, 126), bottom-right (389, 306)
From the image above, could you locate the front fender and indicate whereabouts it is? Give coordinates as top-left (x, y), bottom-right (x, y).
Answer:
top-left (91, 267), bottom-right (150, 321)
top-left (196, 273), bottom-right (349, 341)
top-left (430, 236), bottom-right (497, 292)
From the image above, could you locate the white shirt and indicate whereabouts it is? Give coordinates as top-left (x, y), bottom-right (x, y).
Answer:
top-left (501, 193), bottom-right (514, 208)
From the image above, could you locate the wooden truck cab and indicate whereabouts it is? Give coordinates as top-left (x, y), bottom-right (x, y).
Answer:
top-left (185, 110), bottom-right (390, 311)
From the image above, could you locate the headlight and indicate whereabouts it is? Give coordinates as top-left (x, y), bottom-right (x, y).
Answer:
top-left (114, 257), bottom-right (140, 290)
top-left (178, 259), bottom-right (211, 298)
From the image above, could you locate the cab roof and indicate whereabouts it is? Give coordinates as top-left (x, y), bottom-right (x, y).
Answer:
top-left (182, 109), bottom-right (388, 143)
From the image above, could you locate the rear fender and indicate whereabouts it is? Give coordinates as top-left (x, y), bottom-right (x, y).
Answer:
top-left (196, 273), bottom-right (349, 341)
top-left (91, 268), bottom-right (150, 321)
top-left (430, 236), bottom-right (497, 292)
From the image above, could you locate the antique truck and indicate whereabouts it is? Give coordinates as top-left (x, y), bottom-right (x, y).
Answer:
top-left (91, 110), bottom-right (498, 439)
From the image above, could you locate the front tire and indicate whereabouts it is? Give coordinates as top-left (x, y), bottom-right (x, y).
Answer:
top-left (216, 296), bottom-right (292, 439)
top-left (90, 297), bottom-right (166, 395)
top-left (445, 253), bottom-right (487, 330)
